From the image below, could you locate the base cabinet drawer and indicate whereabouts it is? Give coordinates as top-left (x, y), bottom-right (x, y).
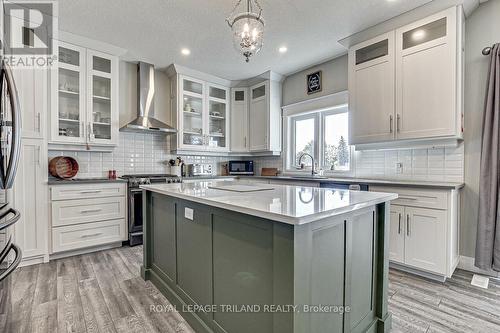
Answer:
top-left (370, 185), bottom-right (448, 210)
top-left (51, 183), bottom-right (126, 201)
top-left (52, 196), bottom-right (126, 227)
top-left (52, 219), bottom-right (126, 253)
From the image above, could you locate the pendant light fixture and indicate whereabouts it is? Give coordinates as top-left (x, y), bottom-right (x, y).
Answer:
top-left (226, 0), bottom-right (265, 63)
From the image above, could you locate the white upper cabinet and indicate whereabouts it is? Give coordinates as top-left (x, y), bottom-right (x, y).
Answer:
top-left (12, 67), bottom-right (48, 139)
top-left (249, 80), bottom-right (282, 153)
top-left (174, 75), bottom-right (230, 152)
top-left (86, 49), bottom-right (119, 145)
top-left (168, 65), bottom-right (282, 155)
top-left (231, 88), bottom-right (249, 152)
top-left (395, 8), bottom-right (459, 140)
top-left (349, 32), bottom-right (395, 144)
top-left (349, 6), bottom-right (463, 147)
top-left (249, 81), bottom-right (269, 151)
top-left (50, 40), bottom-right (119, 147)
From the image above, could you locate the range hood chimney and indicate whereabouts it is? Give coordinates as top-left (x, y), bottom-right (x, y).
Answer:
top-left (120, 62), bottom-right (176, 134)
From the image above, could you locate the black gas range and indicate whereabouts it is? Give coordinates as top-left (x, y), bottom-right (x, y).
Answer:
top-left (120, 174), bottom-right (182, 246)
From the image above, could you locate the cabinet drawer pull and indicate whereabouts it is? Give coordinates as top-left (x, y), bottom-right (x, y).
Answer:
top-left (399, 196), bottom-right (418, 201)
top-left (398, 213), bottom-right (401, 234)
top-left (81, 232), bottom-right (103, 238)
top-left (406, 214), bottom-right (410, 237)
top-left (389, 115), bottom-right (393, 133)
top-left (80, 208), bottom-right (102, 214)
top-left (80, 190), bottom-right (102, 194)
top-left (397, 114), bottom-right (401, 132)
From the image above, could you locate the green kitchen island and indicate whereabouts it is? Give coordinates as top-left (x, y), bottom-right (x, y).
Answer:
top-left (140, 181), bottom-right (397, 333)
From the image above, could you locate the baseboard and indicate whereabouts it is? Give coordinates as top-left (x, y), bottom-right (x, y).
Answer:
top-left (390, 262), bottom-right (447, 282)
top-left (49, 242), bottom-right (123, 260)
top-left (19, 254), bottom-right (48, 268)
top-left (457, 255), bottom-right (500, 278)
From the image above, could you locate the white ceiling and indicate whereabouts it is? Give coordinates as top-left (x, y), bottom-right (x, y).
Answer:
top-left (58, 0), bottom-right (433, 80)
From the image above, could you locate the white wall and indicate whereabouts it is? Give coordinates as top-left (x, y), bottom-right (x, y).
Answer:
top-left (461, 0), bottom-right (500, 257)
top-left (282, 55), bottom-right (348, 106)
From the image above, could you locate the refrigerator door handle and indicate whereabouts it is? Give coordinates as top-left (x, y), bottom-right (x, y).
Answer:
top-left (0, 207), bottom-right (21, 231)
top-left (0, 59), bottom-right (22, 189)
top-left (0, 236), bottom-right (22, 282)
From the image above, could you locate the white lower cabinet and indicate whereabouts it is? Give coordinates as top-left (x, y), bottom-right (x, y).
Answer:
top-left (404, 207), bottom-right (447, 274)
top-left (372, 185), bottom-right (460, 279)
top-left (13, 139), bottom-right (49, 265)
top-left (390, 205), bottom-right (447, 275)
top-left (50, 183), bottom-right (127, 254)
top-left (52, 219), bottom-right (126, 253)
top-left (389, 205), bottom-right (405, 263)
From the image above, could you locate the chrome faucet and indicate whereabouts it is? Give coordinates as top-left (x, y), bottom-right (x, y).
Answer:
top-left (298, 153), bottom-right (316, 176)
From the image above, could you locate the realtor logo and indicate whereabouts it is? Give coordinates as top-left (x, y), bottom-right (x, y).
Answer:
top-left (2, 1), bottom-right (56, 67)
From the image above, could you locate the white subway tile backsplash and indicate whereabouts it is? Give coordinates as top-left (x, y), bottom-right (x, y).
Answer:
top-left (49, 132), bottom-right (233, 178)
top-left (49, 131), bottom-right (464, 183)
top-left (251, 142), bottom-right (464, 182)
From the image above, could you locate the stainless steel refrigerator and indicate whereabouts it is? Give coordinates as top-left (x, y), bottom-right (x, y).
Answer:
top-left (0, 58), bottom-right (22, 281)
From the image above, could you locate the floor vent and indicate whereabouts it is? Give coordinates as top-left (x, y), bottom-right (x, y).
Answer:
top-left (471, 274), bottom-right (490, 289)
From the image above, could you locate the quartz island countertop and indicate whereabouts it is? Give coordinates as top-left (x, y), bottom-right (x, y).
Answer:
top-left (141, 181), bottom-right (398, 225)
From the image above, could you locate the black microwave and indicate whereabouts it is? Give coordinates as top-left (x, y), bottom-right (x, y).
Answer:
top-left (228, 161), bottom-right (254, 175)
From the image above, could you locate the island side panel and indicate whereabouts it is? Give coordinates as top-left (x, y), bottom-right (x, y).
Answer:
top-left (211, 210), bottom-right (294, 333)
top-left (151, 193), bottom-right (177, 283)
top-left (375, 202), bottom-right (392, 332)
top-left (293, 204), bottom-right (390, 333)
top-left (143, 193), bottom-right (295, 333)
top-left (141, 190), bottom-right (153, 279)
top-left (293, 213), bottom-right (346, 333)
top-left (344, 206), bottom-right (378, 333)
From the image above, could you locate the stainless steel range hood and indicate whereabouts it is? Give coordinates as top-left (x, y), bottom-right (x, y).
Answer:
top-left (120, 62), bottom-right (176, 134)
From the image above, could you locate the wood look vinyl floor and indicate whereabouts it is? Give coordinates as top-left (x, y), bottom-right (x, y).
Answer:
top-left (1, 246), bottom-right (499, 333)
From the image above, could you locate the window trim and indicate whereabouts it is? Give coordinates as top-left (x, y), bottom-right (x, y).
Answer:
top-left (290, 113), bottom-right (319, 169)
top-left (282, 91), bottom-right (354, 177)
top-left (320, 106), bottom-right (352, 172)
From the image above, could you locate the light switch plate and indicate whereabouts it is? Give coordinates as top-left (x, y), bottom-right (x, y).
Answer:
top-left (396, 162), bottom-right (403, 174)
top-left (184, 207), bottom-right (194, 220)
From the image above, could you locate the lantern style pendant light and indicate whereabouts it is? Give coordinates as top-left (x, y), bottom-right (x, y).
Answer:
top-left (226, 0), bottom-right (265, 63)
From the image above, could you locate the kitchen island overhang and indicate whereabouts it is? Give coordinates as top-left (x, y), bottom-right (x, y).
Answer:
top-left (140, 182), bottom-right (398, 333)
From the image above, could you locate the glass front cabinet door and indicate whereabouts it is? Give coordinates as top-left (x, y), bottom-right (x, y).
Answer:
top-left (87, 50), bottom-right (119, 145)
top-left (180, 77), bottom-right (206, 149)
top-left (207, 83), bottom-right (229, 151)
top-left (178, 76), bottom-right (230, 152)
top-left (53, 41), bottom-right (87, 143)
top-left (51, 41), bottom-right (119, 146)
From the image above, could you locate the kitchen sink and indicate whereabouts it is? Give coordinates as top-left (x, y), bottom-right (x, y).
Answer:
top-left (287, 175), bottom-right (329, 180)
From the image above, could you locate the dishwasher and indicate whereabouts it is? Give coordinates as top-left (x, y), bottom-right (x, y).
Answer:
top-left (319, 182), bottom-right (369, 191)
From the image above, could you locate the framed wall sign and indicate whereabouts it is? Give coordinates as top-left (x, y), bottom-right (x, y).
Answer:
top-left (307, 70), bottom-right (322, 95)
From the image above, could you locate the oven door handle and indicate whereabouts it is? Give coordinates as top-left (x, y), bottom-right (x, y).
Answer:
top-left (130, 188), bottom-right (143, 193)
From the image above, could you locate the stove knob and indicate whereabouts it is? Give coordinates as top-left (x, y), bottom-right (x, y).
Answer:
top-left (167, 179), bottom-right (172, 184)
top-left (131, 179), bottom-right (138, 186)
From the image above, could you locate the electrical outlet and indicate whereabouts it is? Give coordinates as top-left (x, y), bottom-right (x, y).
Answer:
top-left (184, 207), bottom-right (194, 220)
top-left (396, 162), bottom-right (403, 174)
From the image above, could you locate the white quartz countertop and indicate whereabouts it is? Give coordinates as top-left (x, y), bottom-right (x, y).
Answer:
top-left (141, 181), bottom-right (398, 225)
